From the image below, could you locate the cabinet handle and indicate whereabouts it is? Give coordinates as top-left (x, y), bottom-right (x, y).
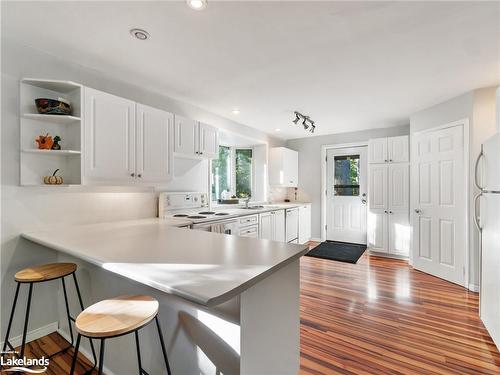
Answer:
top-left (384, 210), bottom-right (388, 214)
top-left (389, 210), bottom-right (393, 214)
top-left (389, 159), bottom-right (393, 162)
top-left (199, 152), bottom-right (203, 155)
top-left (137, 174), bottom-right (142, 178)
top-left (384, 159), bottom-right (388, 162)
top-left (130, 173), bottom-right (135, 177)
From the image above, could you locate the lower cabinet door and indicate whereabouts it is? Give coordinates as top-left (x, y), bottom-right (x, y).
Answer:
top-left (259, 212), bottom-right (273, 240)
top-left (273, 210), bottom-right (286, 242)
top-left (388, 211), bottom-right (410, 256)
top-left (367, 210), bottom-right (388, 253)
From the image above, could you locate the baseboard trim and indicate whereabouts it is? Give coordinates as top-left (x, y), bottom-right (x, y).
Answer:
top-left (468, 284), bottom-right (480, 293)
top-left (0, 321), bottom-right (59, 349)
top-left (310, 237), bottom-right (322, 242)
top-left (368, 250), bottom-right (409, 260)
top-left (57, 328), bottom-right (116, 375)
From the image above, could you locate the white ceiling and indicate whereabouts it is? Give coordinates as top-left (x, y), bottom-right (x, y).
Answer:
top-left (3, 1), bottom-right (500, 140)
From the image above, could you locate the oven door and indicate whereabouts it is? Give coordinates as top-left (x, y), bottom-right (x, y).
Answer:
top-left (192, 219), bottom-right (238, 235)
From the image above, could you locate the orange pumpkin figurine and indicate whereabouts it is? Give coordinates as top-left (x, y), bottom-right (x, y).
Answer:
top-left (35, 134), bottom-right (54, 150)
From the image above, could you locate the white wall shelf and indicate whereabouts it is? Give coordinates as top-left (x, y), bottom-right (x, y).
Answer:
top-left (21, 78), bottom-right (82, 93)
top-left (22, 113), bottom-right (81, 124)
top-left (22, 149), bottom-right (81, 155)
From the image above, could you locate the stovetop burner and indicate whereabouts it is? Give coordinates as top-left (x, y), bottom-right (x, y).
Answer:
top-left (198, 211), bottom-right (216, 215)
top-left (215, 213), bottom-right (230, 216)
top-left (187, 215), bottom-right (207, 219)
top-left (173, 214), bottom-right (189, 218)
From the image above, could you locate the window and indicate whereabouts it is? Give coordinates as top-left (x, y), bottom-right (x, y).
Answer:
top-left (211, 146), bottom-right (253, 201)
top-left (334, 154), bottom-right (360, 196)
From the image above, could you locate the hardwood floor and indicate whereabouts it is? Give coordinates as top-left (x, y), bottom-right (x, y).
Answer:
top-left (5, 243), bottom-right (500, 374)
top-left (300, 242), bottom-right (500, 374)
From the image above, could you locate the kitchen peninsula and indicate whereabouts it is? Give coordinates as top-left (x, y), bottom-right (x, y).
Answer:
top-left (22, 218), bottom-right (308, 374)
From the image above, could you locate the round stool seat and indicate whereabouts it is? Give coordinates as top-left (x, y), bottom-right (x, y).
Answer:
top-left (15, 262), bottom-right (77, 283)
top-left (75, 295), bottom-right (159, 338)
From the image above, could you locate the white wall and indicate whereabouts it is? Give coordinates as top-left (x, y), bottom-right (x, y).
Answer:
top-left (0, 39), bottom-right (281, 340)
top-left (286, 125), bottom-right (410, 240)
top-left (409, 87), bottom-right (498, 288)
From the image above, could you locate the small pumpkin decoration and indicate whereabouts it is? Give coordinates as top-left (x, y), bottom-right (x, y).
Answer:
top-left (35, 133), bottom-right (54, 150)
top-left (44, 169), bottom-right (64, 185)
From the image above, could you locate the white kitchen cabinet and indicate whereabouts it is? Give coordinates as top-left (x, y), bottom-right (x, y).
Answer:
top-left (368, 164), bottom-right (388, 210)
top-left (136, 104), bottom-right (174, 183)
top-left (84, 87), bottom-right (136, 183)
top-left (174, 116), bottom-right (219, 159)
top-left (367, 210), bottom-right (388, 253)
top-left (388, 212), bottom-right (410, 255)
top-left (368, 136), bottom-right (408, 164)
top-left (388, 136), bottom-right (409, 163)
top-left (84, 88), bottom-right (173, 185)
top-left (285, 208), bottom-right (299, 243)
top-left (368, 138), bottom-right (388, 164)
top-left (259, 210), bottom-right (285, 242)
top-left (298, 204), bottom-right (311, 244)
top-left (269, 147), bottom-right (298, 187)
top-left (367, 135), bottom-right (409, 257)
top-left (388, 163), bottom-right (409, 211)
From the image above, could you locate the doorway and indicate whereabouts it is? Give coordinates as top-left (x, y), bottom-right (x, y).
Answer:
top-left (325, 146), bottom-right (368, 244)
top-left (411, 121), bottom-right (468, 286)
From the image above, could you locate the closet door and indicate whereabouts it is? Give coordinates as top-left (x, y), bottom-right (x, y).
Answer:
top-left (367, 210), bottom-right (388, 253)
top-left (388, 212), bottom-right (410, 256)
top-left (136, 104), bottom-right (173, 183)
top-left (388, 163), bottom-right (409, 211)
top-left (84, 87), bottom-right (136, 183)
top-left (369, 164), bottom-right (388, 210)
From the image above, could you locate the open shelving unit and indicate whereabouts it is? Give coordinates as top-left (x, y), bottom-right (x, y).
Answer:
top-left (20, 78), bottom-right (83, 186)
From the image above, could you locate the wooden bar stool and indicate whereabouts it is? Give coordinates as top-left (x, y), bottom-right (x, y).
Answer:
top-left (2, 263), bottom-right (97, 370)
top-left (70, 295), bottom-right (172, 375)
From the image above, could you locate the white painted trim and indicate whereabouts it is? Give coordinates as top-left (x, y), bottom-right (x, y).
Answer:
top-left (368, 250), bottom-right (409, 261)
top-left (310, 237), bottom-right (322, 243)
top-left (468, 284), bottom-right (480, 293)
top-left (410, 118), bottom-right (470, 289)
top-left (0, 322), bottom-right (58, 349)
top-left (320, 142), bottom-right (368, 242)
top-left (57, 328), bottom-right (117, 375)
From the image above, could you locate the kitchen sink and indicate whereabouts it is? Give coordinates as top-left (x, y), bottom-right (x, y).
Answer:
top-left (242, 205), bottom-right (265, 209)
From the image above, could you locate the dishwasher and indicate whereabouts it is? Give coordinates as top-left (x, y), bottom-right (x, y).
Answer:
top-left (285, 208), bottom-right (299, 243)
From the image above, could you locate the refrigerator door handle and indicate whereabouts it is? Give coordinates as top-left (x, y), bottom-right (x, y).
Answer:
top-left (473, 192), bottom-right (483, 232)
top-left (474, 147), bottom-right (485, 191)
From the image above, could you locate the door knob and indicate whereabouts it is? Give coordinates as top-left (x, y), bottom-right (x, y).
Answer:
top-left (414, 208), bottom-right (422, 214)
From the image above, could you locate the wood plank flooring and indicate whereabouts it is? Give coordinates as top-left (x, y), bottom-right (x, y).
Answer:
top-left (4, 243), bottom-right (500, 374)
top-left (300, 242), bottom-right (500, 374)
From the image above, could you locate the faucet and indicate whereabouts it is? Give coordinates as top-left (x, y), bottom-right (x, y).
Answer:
top-left (245, 196), bottom-right (251, 209)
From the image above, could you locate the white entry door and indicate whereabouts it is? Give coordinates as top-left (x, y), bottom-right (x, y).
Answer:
top-left (411, 124), bottom-right (466, 286)
top-left (326, 147), bottom-right (367, 244)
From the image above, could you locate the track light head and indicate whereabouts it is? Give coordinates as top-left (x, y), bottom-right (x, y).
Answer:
top-left (292, 111), bottom-right (316, 134)
top-left (292, 112), bottom-right (300, 124)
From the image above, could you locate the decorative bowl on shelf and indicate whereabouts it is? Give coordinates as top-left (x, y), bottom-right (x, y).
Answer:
top-left (35, 98), bottom-right (71, 115)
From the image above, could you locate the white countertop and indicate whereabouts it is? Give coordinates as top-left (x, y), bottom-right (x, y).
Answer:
top-left (21, 218), bottom-right (309, 307)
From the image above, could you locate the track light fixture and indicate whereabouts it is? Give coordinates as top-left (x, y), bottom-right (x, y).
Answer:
top-left (292, 111), bottom-right (316, 133)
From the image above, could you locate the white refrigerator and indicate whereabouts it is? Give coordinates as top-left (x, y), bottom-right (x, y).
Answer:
top-left (475, 132), bottom-right (500, 350)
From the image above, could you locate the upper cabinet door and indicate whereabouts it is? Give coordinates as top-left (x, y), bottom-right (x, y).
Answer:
top-left (136, 104), bottom-right (173, 183)
top-left (284, 148), bottom-right (299, 186)
top-left (388, 163), bottom-right (409, 211)
top-left (174, 115), bottom-right (198, 156)
top-left (198, 122), bottom-right (219, 159)
top-left (368, 138), bottom-right (388, 164)
top-left (269, 147), bottom-right (298, 187)
top-left (84, 87), bottom-right (136, 183)
top-left (388, 136), bottom-right (409, 163)
top-left (368, 164), bottom-right (388, 210)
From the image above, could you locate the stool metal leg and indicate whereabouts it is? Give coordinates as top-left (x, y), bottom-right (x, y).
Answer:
top-left (98, 339), bottom-right (106, 375)
top-left (19, 282), bottom-right (33, 359)
top-left (2, 282), bottom-right (20, 353)
top-left (61, 277), bottom-right (74, 345)
top-left (69, 334), bottom-right (81, 375)
top-left (155, 316), bottom-right (172, 375)
top-left (73, 272), bottom-right (97, 366)
top-left (135, 330), bottom-right (143, 375)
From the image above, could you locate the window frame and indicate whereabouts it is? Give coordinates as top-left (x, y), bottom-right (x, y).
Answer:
top-left (211, 145), bottom-right (254, 203)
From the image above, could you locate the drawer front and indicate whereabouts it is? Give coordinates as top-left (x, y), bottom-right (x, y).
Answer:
top-left (239, 215), bottom-right (259, 226)
top-left (239, 225), bottom-right (259, 238)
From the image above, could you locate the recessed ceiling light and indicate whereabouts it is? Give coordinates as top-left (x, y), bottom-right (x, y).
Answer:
top-left (275, 128), bottom-right (281, 132)
top-left (130, 28), bottom-right (150, 40)
top-left (232, 109), bottom-right (240, 115)
top-left (187, 0), bottom-right (207, 10)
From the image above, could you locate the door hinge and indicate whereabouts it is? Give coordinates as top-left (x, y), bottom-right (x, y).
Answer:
top-left (325, 189), bottom-right (327, 196)
top-left (325, 156), bottom-right (328, 162)
top-left (325, 224), bottom-right (327, 231)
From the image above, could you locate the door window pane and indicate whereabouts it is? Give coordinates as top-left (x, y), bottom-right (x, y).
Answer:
top-left (334, 155), bottom-right (360, 196)
top-left (236, 149), bottom-right (252, 198)
top-left (212, 146), bottom-right (231, 201)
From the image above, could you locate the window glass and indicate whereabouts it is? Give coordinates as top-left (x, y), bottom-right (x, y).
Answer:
top-left (211, 146), bottom-right (231, 201)
top-left (235, 149), bottom-right (252, 198)
top-left (334, 155), bottom-right (360, 196)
